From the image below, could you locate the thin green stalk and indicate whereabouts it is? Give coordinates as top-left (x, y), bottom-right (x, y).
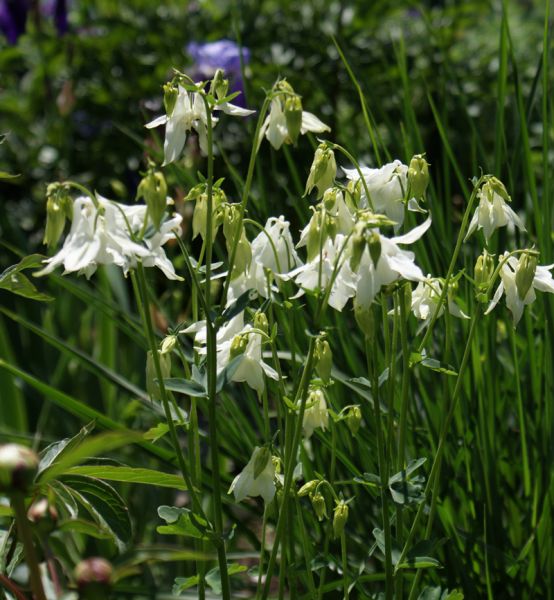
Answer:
top-left (341, 531), bottom-right (349, 600)
top-left (366, 335), bottom-right (393, 600)
top-left (400, 308), bottom-right (482, 594)
top-left (201, 98), bottom-right (231, 600)
top-left (261, 337), bottom-right (318, 599)
top-left (11, 493), bottom-right (47, 600)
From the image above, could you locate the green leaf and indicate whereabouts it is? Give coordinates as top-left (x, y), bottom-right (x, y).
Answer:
top-left (173, 575), bottom-right (200, 594)
top-left (0, 254), bottom-right (53, 301)
top-left (144, 422), bottom-right (169, 442)
top-left (388, 458), bottom-right (427, 505)
top-left (0, 171), bottom-right (19, 179)
top-left (164, 377), bottom-right (206, 397)
top-left (397, 555), bottom-right (442, 570)
top-left (38, 431), bottom-right (142, 483)
top-left (39, 422), bottom-right (96, 475)
top-left (157, 506), bottom-right (209, 540)
top-left (57, 518), bottom-right (113, 540)
top-left (215, 355), bottom-right (244, 393)
top-left (205, 564), bottom-right (247, 595)
top-left (65, 466), bottom-right (186, 490)
top-left (0, 506), bottom-right (12, 517)
top-left (60, 475), bottom-right (132, 545)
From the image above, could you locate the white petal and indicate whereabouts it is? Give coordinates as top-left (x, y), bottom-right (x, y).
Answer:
top-left (391, 216), bottom-right (432, 245)
top-left (145, 115), bottom-right (168, 129)
top-left (485, 282), bottom-right (504, 315)
top-left (300, 111), bottom-right (330, 134)
top-left (162, 119), bottom-right (188, 166)
top-left (218, 102), bottom-right (256, 117)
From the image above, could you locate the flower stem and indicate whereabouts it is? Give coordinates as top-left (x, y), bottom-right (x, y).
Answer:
top-left (341, 531), bottom-right (349, 600)
top-left (11, 493), bottom-right (47, 600)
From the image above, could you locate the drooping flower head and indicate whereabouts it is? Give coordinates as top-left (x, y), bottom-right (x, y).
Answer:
top-left (411, 275), bottom-right (468, 324)
top-left (228, 446), bottom-right (276, 504)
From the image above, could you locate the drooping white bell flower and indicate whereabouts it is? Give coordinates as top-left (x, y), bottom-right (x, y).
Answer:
top-left (145, 85), bottom-right (254, 165)
top-left (259, 97), bottom-right (330, 151)
top-left (464, 178), bottom-right (525, 242)
top-left (411, 275), bottom-right (468, 324)
top-left (286, 234), bottom-right (358, 312)
top-left (343, 160), bottom-right (408, 229)
top-left (228, 446), bottom-right (276, 504)
top-left (36, 195), bottom-right (183, 280)
top-left (485, 252), bottom-right (554, 325)
top-left (354, 217), bottom-right (432, 310)
top-left (302, 388), bottom-right (329, 438)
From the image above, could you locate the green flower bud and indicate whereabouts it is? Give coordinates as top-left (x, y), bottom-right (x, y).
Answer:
top-left (310, 492), bottom-right (327, 521)
top-left (285, 95), bottom-right (303, 145)
top-left (487, 176), bottom-right (511, 203)
top-left (163, 82), bottom-right (179, 116)
top-left (345, 405), bottom-right (362, 436)
top-left (137, 170), bottom-right (168, 230)
top-left (28, 498), bottom-right (58, 534)
top-left (474, 251), bottom-right (495, 302)
top-left (146, 350), bottom-right (171, 402)
top-left (354, 300), bottom-right (375, 340)
top-left (408, 154), bottom-right (430, 199)
top-left (0, 444), bottom-right (39, 494)
top-left (350, 224), bottom-right (366, 272)
top-left (212, 68), bottom-right (229, 101)
top-left (160, 335), bottom-right (177, 355)
top-left (516, 253), bottom-right (538, 300)
top-left (191, 188), bottom-right (225, 240)
top-left (254, 312), bottom-right (269, 335)
top-left (333, 500), bottom-right (349, 538)
top-left (298, 480), bottom-right (318, 497)
top-left (305, 145), bottom-right (337, 199)
top-left (75, 557), bottom-right (113, 599)
top-left (315, 338), bottom-right (333, 383)
top-left (229, 334), bottom-right (248, 361)
top-left (368, 231), bottom-right (382, 269)
top-left (322, 187), bottom-right (339, 212)
top-left (306, 210), bottom-right (323, 262)
top-left (44, 183), bottom-right (72, 249)
top-left (252, 446), bottom-right (272, 479)
top-left (275, 80), bottom-right (294, 95)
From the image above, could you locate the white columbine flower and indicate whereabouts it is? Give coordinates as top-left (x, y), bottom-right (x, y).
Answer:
top-left (302, 388), bottom-right (329, 438)
top-left (286, 234), bottom-right (358, 312)
top-left (485, 252), bottom-right (554, 325)
top-left (229, 446), bottom-right (276, 504)
top-left (354, 217), bottom-right (432, 310)
top-left (464, 178), bottom-right (525, 242)
top-left (146, 85), bottom-right (254, 165)
top-left (36, 195), bottom-right (182, 280)
top-left (343, 160), bottom-right (408, 228)
top-left (260, 97), bottom-right (330, 151)
top-left (411, 276), bottom-right (468, 323)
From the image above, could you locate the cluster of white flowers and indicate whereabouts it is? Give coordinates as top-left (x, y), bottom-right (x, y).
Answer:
top-left (36, 194), bottom-right (182, 280)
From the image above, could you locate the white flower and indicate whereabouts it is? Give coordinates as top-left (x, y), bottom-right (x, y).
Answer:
top-left (36, 195), bottom-right (182, 280)
top-left (228, 446), bottom-right (276, 504)
top-left (354, 217), bottom-right (432, 310)
top-left (297, 191), bottom-right (354, 249)
top-left (302, 389), bottom-right (329, 438)
top-left (145, 85), bottom-right (253, 165)
top-left (286, 234), bottom-right (358, 311)
top-left (182, 313), bottom-right (278, 394)
top-left (228, 216), bottom-right (301, 302)
top-left (411, 275), bottom-right (468, 323)
top-left (464, 179), bottom-right (525, 242)
top-left (485, 253), bottom-right (554, 325)
top-left (259, 98), bottom-right (329, 151)
top-left (343, 160), bottom-right (408, 229)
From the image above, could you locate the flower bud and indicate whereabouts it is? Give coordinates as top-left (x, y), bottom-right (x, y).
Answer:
top-left (44, 183), bottom-right (72, 249)
top-left (345, 405), bottom-right (362, 436)
top-left (310, 492), bottom-right (327, 521)
top-left (284, 95), bottom-right (302, 145)
top-left (27, 498), bottom-right (58, 534)
top-left (354, 300), bottom-right (375, 341)
top-left (333, 500), bottom-right (349, 538)
top-left (146, 350), bottom-right (171, 402)
top-left (474, 251), bottom-right (495, 302)
top-left (254, 312), bottom-right (269, 335)
top-left (212, 68), bottom-right (229, 101)
top-left (305, 145), bottom-right (337, 199)
top-left (350, 224), bottom-right (366, 272)
top-left (368, 231), bottom-right (381, 269)
top-left (160, 334), bottom-right (177, 355)
top-left (163, 82), bottom-right (179, 116)
top-left (302, 388), bottom-right (329, 438)
top-left (487, 176), bottom-right (511, 203)
top-left (515, 253), bottom-right (538, 300)
top-left (315, 338), bottom-right (332, 383)
top-left (306, 210), bottom-right (323, 262)
top-left (0, 444), bottom-right (39, 494)
top-left (298, 480), bottom-right (318, 497)
top-left (322, 187), bottom-right (339, 212)
top-left (229, 334), bottom-right (248, 361)
top-left (75, 557), bottom-right (113, 599)
top-left (252, 446), bottom-right (272, 479)
top-left (408, 154), bottom-right (430, 199)
top-left (136, 170), bottom-right (168, 230)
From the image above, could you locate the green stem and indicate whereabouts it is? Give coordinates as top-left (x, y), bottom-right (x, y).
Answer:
top-left (366, 335), bottom-right (393, 600)
top-left (341, 531), bottom-right (349, 600)
top-left (11, 493), bottom-right (47, 600)
top-left (400, 308), bottom-right (482, 590)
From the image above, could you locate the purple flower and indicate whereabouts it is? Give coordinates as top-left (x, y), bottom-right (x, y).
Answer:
top-left (41, 0), bottom-right (69, 35)
top-left (187, 39), bottom-right (250, 107)
top-left (0, 0), bottom-right (29, 45)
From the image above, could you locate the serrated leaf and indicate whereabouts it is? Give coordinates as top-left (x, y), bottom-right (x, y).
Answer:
top-left (157, 505), bottom-right (209, 539)
top-left (144, 422), bottom-right (169, 442)
top-left (205, 564), bottom-right (247, 595)
top-left (65, 465), bottom-right (186, 490)
top-left (60, 475), bottom-right (132, 545)
top-left (173, 575), bottom-right (200, 594)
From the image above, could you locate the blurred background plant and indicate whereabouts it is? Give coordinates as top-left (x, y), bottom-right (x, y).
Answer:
top-left (1, 0), bottom-right (553, 598)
